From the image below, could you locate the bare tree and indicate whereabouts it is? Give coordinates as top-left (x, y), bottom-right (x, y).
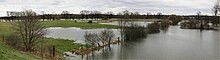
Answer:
top-left (106, 11), bottom-right (114, 15)
top-left (84, 31), bottom-right (98, 46)
top-left (93, 10), bottom-right (102, 20)
top-left (41, 11), bottom-right (46, 21)
top-left (80, 10), bottom-right (90, 20)
top-left (12, 9), bottom-right (46, 51)
top-left (61, 11), bottom-right (70, 20)
top-left (212, 1), bottom-right (220, 16)
top-left (157, 12), bottom-right (162, 19)
top-left (104, 11), bottom-right (114, 20)
top-left (97, 29), bottom-right (114, 45)
top-left (146, 12), bottom-right (152, 15)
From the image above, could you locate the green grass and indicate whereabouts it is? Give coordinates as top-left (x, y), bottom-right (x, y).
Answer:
top-left (0, 42), bottom-right (41, 60)
top-left (0, 22), bottom-right (40, 60)
top-left (45, 38), bottom-right (82, 54)
top-left (43, 20), bottom-right (120, 29)
top-left (96, 19), bottom-right (161, 23)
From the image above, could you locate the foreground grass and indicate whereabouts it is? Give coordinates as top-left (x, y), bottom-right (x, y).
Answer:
top-left (0, 22), bottom-right (41, 59)
top-left (43, 20), bottom-right (120, 29)
top-left (0, 42), bottom-right (41, 59)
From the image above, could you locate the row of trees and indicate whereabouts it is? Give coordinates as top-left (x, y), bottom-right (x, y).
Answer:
top-left (4, 10), bottom-right (173, 21)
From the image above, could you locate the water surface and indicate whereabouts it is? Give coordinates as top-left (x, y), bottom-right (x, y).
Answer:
top-left (45, 22), bottom-right (219, 60)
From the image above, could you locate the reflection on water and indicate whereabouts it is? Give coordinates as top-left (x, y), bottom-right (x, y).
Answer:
top-left (46, 26), bottom-right (219, 60)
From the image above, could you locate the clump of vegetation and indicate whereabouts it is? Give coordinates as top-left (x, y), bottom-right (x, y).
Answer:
top-left (123, 24), bottom-right (148, 40)
top-left (147, 22), bottom-right (160, 34)
top-left (160, 20), bottom-right (170, 31)
top-left (88, 20), bottom-right (93, 23)
top-left (168, 15), bottom-right (182, 25)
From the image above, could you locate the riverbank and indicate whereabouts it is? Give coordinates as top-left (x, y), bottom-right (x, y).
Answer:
top-left (0, 20), bottom-right (118, 59)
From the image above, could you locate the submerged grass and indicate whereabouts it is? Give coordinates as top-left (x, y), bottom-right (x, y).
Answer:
top-left (45, 38), bottom-right (82, 54)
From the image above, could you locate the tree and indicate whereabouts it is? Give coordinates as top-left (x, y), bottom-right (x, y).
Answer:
top-left (12, 9), bottom-right (46, 51)
top-left (156, 12), bottom-right (162, 19)
top-left (61, 11), bottom-right (70, 20)
top-left (146, 12), bottom-right (152, 15)
top-left (80, 10), bottom-right (90, 20)
top-left (103, 11), bottom-right (114, 20)
top-left (93, 10), bottom-right (102, 20)
top-left (84, 31), bottom-right (98, 46)
top-left (196, 11), bottom-right (202, 20)
top-left (97, 29), bottom-right (114, 45)
top-left (212, 0), bottom-right (220, 16)
top-left (168, 15), bottom-right (181, 25)
top-left (106, 11), bottom-right (114, 15)
top-left (41, 11), bottom-right (46, 21)
top-left (132, 12), bottom-right (140, 19)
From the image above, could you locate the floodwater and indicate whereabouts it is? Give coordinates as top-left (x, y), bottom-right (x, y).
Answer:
top-left (45, 22), bottom-right (219, 60)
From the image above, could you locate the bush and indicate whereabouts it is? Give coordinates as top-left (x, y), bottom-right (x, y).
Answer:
top-left (6, 34), bottom-right (23, 50)
top-left (147, 22), bottom-right (160, 34)
top-left (168, 15), bottom-right (182, 25)
top-left (124, 24), bottom-right (148, 40)
top-left (88, 20), bottom-right (93, 23)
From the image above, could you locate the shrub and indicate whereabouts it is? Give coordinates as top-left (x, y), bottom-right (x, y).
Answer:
top-left (147, 22), bottom-right (160, 34)
top-left (6, 34), bottom-right (23, 50)
top-left (124, 24), bottom-right (148, 40)
top-left (88, 20), bottom-right (93, 23)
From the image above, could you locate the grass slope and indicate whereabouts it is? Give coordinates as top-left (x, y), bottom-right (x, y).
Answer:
top-left (0, 22), bottom-right (40, 60)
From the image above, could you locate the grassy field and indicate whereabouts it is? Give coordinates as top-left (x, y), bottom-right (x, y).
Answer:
top-left (0, 20), bottom-right (118, 59)
top-left (43, 20), bottom-right (119, 29)
top-left (95, 19), bottom-right (161, 23)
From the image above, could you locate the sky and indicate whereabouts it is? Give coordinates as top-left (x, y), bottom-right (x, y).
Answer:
top-left (0, 0), bottom-right (218, 16)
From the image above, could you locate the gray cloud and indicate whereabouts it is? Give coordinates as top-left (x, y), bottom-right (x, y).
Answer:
top-left (0, 0), bottom-right (217, 16)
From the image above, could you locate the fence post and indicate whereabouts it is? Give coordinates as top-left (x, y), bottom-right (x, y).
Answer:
top-left (118, 37), bottom-right (120, 42)
top-left (118, 37), bottom-right (120, 45)
top-left (2, 35), bottom-right (4, 42)
top-left (52, 45), bottom-right (55, 58)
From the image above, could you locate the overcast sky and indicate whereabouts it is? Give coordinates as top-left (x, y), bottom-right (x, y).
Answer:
top-left (0, 0), bottom-right (218, 16)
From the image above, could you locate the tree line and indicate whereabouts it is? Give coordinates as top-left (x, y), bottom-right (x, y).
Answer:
top-left (0, 10), bottom-right (218, 23)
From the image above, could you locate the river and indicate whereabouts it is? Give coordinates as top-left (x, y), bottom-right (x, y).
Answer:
top-left (45, 22), bottom-right (219, 60)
